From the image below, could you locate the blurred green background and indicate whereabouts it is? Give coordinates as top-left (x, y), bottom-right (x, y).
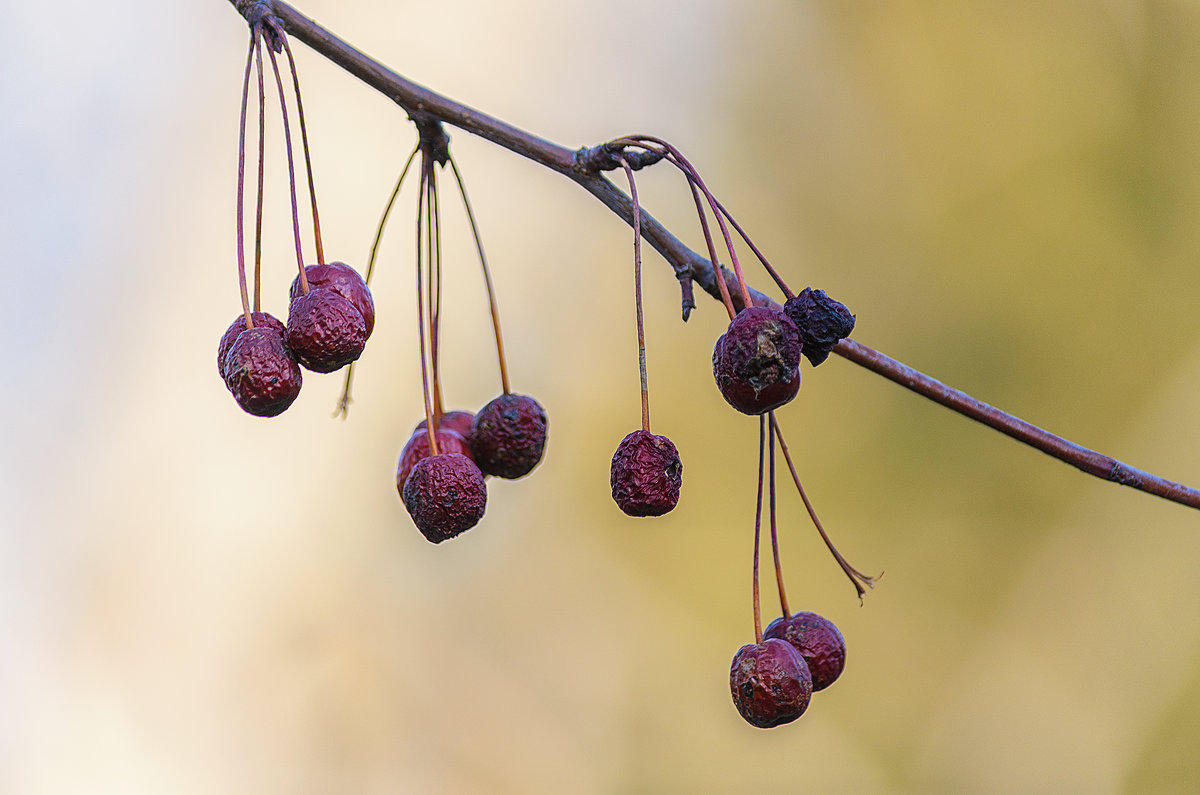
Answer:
top-left (4, 1), bottom-right (1200, 791)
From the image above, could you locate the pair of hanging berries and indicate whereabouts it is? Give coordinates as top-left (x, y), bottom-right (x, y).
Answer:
top-left (219, 263), bottom-right (374, 416)
top-left (217, 15), bottom-right (372, 417)
top-left (396, 395), bottom-right (548, 543)
top-left (730, 611), bottom-right (847, 728)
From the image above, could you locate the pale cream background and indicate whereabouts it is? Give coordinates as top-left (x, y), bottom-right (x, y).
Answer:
top-left (3, 1), bottom-right (1200, 792)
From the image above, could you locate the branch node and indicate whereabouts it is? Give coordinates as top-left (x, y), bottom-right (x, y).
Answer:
top-left (414, 115), bottom-right (450, 167)
top-left (573, 142), bottom-right (665, 175)
top-left (678, 273), bottom-right (696, 322)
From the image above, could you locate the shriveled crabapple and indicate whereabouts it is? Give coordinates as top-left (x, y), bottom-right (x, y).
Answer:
top-left (610, 430), bottom-right (682, 517)
top-left (396, 427), bottom-right (474, 495)
top-left (401, 453), bottom-right (488, 543)
top-left (222, 325), bottom-right (303, 417)
top-left (471, 393), bottom-right (548, 479)
top-left (285, 287), bottom-right (368, 373)
top-left (763, 611), bottom-right (846, 692)
top-left (729, 638), bottom-right (813, 728)
top-left (783, 287), bottom-right (855, 367)
top-left (289, 262), bottom-right (376, 338)
top-left (217, 312), bottom-right (286, 376)
top-left (712, 306), bottom-right (802, 415)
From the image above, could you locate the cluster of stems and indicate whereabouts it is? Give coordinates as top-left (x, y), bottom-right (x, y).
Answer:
top-left (234, 15), bottom-right (323, 324)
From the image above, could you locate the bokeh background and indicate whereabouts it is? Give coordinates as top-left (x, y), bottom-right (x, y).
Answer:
top-left (4, 1), bottom-right (1200, 791)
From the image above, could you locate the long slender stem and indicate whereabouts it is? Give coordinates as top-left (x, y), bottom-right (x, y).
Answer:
top-left (227, 0), bottom-right (1200, 513)
top-left (771, 414), bottom-right (877, 601)
top-left (252, 32), bottom-right (266, 313)
top-left (768, 414), bottom-right (790, 619)
top-left (234, 27), bottom-right (256, 327)
top-left (336, 145), bottom-right (421, 419)
top-left (415, 158), bottom-right (437, 455)
top-left (272, 19), bottom-right (325, 265)
top-left (753, 415), bottom-right (766, 644)
top-left (265, 45), bottom-right (309, 293)
top-left (430, 159), bottom-right (444, 421)
top-left (618, 157), bottom-right (651, 433)
top-left (448, 156), bottom-right (511, 395)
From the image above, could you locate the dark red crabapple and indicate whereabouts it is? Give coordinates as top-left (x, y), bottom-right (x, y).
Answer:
top-left (729, 638), bottom-right (813, 728)
top-left (415, 410), bottom-right (476, 446)
top-left (763, 611), bottom-right (847, 692)
top-left (471, 394), bottom-right (548, 479)
top-left (285, 287), bottom-right (368, 373)
top-left (289, 262), bottom-right (376, 338)
top-left (396, 428), bottom-right (474, 494)
top-left (217, 312), bottom-right (286, 376)
top-left (712, 306), bottom-right (802, 415)
top-left (221, 325), bottom-right (302, 417)
top-left (610, 430), bottom-right (682, 517)
top-left (783, 287), bottom-right (855, 367)
top-left (401, 453), bottom-right (488, 543)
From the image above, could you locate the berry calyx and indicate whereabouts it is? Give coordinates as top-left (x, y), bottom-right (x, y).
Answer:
top-left (289, 262), bottom-right (376, 337)
top-left (729, 638), bottom-right (813, 728)
top-left (763, 611), bottom-right (846, 691)
top-left (401, 453), bottom-right (487, 543)
top-left (610, 430), bottom-right (682, 517)
top-left (217, 312), bottom-right (285, 376)
top-left (396, 427), bottom-right (474, 494)
top-left (285, 287), bottom-right (368, 373)
top-left (471, 393), bottom-right (548, 479)
top-left (783, 287), bottom-right (855, 366)
top-left (712, 306), bottom-right (802, 415)
top-left (222, 325), bottom-right (303, 417)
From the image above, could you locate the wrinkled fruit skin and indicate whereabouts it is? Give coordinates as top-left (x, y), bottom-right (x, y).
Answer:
top-left (712, 306), bottom-right (802, 415)
top-left (217, 312), bottom-right (286, 376)
top-left (729, 638), bottom-right (813, 728)
top-left (471, 394), bottom-right (548, 479)
top-left (222, 326), bottom-right (303, 417)
top-left (285, 288), bottom-right (368, 373)
top-left (783, 287), bottom-right (855, 367)
top-left (396, 428), bottom-right (474, 495)
top-left (763, 611), bottom-right (846, 692)
top-left (415, 410), bottom-right (476, 446)
top-left (401, 453), bottom-right (487, 543)
top-left (289, 262), bottom-right (376, 338)
top-left (610, 430), bottom-right (682, 517)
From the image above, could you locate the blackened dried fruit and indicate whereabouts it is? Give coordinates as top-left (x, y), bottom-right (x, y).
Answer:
top-left (415, 410), bottom-right (476, 446)
top-left (285, 288), bottom-right (368, 373)
top-left (610, 430), bottom-right (682, 517)
top-left (729, 638), bottom-right (813, 728)
top-left (472, 393), bottom-right (548, 479)
top-left (217, 312), bottom-right (287, 376)
top-left (396, 428), bottom-right (474, 494)
top-left (289, 262), bottom-right (376, 338)
top-left (401, 453), bottom-right (487, 543)
top-left (712, 306), bottom-right (801, 415)
top-left (763, 611), bottom-right (846, 692)
top-left (783, 287), bottom-right (855, 366)
top-left (222, 326), bottom-right (303, 417)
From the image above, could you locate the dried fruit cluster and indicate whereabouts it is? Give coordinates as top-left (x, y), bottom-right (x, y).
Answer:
top-left (591, 136), bottom-right (871, 728)
top-left (218, 24), bottom-right (871, 730)
top-left (375, 126), bottom-right (548, 543)
top-left (217, 19), bottom-right (372, 417)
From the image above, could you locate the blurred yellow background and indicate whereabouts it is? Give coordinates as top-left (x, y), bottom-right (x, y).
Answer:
top-left (4, 1), bottom-right (1200, 791)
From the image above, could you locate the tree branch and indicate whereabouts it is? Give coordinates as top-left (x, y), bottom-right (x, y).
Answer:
top-left (226, 0), bottom-right (1200, 511)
